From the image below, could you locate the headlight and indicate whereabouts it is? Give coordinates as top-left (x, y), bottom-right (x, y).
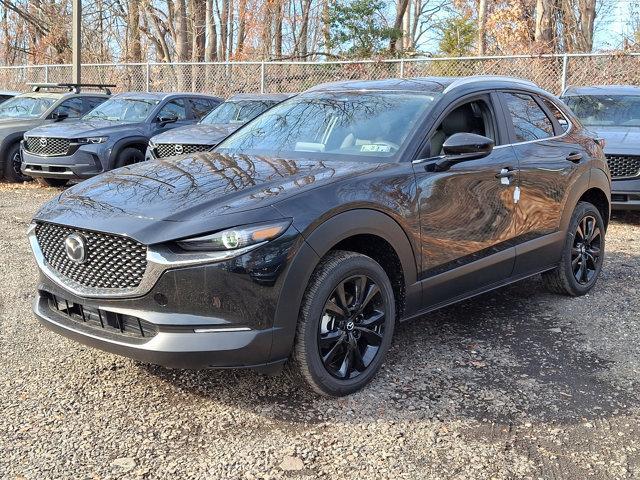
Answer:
top-left (76, 136), bottom-right (108, 144)
top-left (176, 220), bottom-right (291, 252)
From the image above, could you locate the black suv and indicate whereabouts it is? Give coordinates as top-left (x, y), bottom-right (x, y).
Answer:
top-left (28, 76), bottom-right (610, 396)
top-left (562, 85), bottom-right (640, 210)
top-left (21, 92), bottom-right (222, 187)
top-left (0, 83), bottom-right (110, 182)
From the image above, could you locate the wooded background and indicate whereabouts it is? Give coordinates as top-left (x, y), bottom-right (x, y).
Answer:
top-left (0, 0), bottom-right (637, 66)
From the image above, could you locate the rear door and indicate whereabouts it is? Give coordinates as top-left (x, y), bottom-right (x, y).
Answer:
top-left (498, 91), bottom-right (587, 275)
top-left (412, 92), bottom-right (520, 308)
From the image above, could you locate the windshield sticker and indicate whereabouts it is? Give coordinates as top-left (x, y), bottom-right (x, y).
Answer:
top-left (360, 144), bottom-right (391, 153)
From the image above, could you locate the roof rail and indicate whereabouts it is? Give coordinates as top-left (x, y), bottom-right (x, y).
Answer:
top-left (27, 83), bottom-right (116, 95)
top-left (443, 75), bottom-right (538, 93)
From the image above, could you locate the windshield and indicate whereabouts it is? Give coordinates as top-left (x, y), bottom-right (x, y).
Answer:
top-left (0, 95), bottom-right (57, 119)
top-left (84, 97), bottom-right (159, 123)
top-left (201, 100), bottom-right (276, 125)
top-left (564, 95), bottom-right (640, 127)
top-left (216, 91), bottom-right (438, 161)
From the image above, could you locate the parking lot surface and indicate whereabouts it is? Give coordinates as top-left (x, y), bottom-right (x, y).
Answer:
top-left (1, 182), bottom-right (639, 480)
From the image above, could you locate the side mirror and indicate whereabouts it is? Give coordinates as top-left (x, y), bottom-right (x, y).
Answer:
top-left (431, 133), bottom-right (494, 172)
top-left (157, 113), bottom-right (178, 125)
top-left (51, 110), bottom-right (69, 122)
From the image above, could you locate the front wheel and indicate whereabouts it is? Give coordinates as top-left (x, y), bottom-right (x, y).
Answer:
top-left (3, 142), bottom-right (31, 182)
top-left (542, 201), bottom-right (606, 296)
top-left (292, 250), bottom-right (396, 397)
top-left (113, 147), bottom-right (144, 169)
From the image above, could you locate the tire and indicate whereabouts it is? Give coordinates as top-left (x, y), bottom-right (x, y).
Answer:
top-left (3, 142), bottom-right (31, 182)
top-left (114, 147), bottom-right (144, 169)
top-left (36, 177), bottom-right (68, 188)
top-left (291, 250), bottom-right (396, 397)
top-left (542, 201), bottom-right (606, 296)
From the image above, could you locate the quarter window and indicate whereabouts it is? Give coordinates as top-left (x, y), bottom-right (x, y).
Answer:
top-left (159, 99), bottom-right (187, 120)
top-left (541, 97), bottom-right (570, 132)
top-left (502, 92), bottom-right (554, 142)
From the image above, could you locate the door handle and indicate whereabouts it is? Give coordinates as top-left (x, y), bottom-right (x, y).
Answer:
top-left (495, 168), bottom-right (515, 179)
top-left (566, 152), bottom-right (583, 163)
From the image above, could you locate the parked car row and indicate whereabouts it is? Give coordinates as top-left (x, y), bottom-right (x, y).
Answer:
top-left (0, 83), bottom-right (294, 186)
top-left (27, 75), bottom-right (615, 396)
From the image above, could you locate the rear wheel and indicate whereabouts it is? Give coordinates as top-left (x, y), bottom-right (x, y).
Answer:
top-left (542, 201), bottom-right (605, 296)
top-left (292, 251), bottom-right (396, 397)
top-left (3, 142), bottom-right (31, 182)
top-left (36, 177), bottom-right (68, 188)
top-left (114, 147), bottom-right (144, 169)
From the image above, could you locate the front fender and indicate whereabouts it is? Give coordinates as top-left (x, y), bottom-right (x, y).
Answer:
top-left (107, 135), bottom-right (149, 169)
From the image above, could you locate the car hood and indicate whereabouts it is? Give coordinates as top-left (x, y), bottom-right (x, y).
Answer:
top-left (588, 126), bottom-right (640, 155)
top-left (34, 152), bottom-right (380, 244)
top-left (152, 123), bottom-right (240, 146)
top-left (26, 119), bottom-right (145, 138)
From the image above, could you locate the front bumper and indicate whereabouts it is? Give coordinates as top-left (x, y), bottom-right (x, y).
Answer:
top-left (21, 143), bottom-right (105, 179)
top-left (611, 177), bottom-right (640, 211)
top-left (30, 224), bottom-right (305, 370)
top-left (33, 292), bottom-right (280, 370)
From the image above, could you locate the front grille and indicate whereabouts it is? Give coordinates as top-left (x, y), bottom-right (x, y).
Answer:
top-left (47, 293), bottom-right (158, 339)
top-left (25, 137), bottom-right (71, 156)
top-left (35, 222), bottom-right (147, 289)
top-left (606, 155), bottom-right (640, 179)
top-left (155, 143), bottom-right (211, 158)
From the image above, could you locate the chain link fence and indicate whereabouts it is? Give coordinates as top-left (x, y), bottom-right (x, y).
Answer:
top-left (0, 53), bottom-right (637, 96)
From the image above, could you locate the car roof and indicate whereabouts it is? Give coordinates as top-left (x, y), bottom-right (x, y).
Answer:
top-left (0, 90), bottom-right (19, 96)
top-left (226, 93), bottom-right (295, 102)
top-left (562, 85), bottom-right (640, 96)
top-left (305, 75), bottom-right (540, 95)
top-left (113, 91), bottom-right (221, 101)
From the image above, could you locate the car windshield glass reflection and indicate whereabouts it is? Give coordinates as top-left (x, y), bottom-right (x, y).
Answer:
top-left (201, 100), bottom-right (275, 125)
top-left (84, 98), bottom-right (159, 123)
top-left (565, 95), bottom-right (640, 127)
top-left (216, 91), bottom-right (439, 161)
top-left (0, 95), bottom-right (57, 118)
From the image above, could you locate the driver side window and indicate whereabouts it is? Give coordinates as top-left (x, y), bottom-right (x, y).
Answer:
top-left (429, 99), bottom-right (496, 157)
top-left (53, 97), bottom-right (83, 119)
top-left (158, 99), bottom-right (187, 120)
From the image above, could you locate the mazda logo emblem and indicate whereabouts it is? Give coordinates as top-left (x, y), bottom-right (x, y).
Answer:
top-left (174, 144), bottom-right (183, 155)
top-left (64, 233), bottom-right (87, 264)
top-left (39, 137), bottom-right (47, 147)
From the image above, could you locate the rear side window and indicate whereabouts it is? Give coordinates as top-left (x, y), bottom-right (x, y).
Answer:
top-left (55, 97), bottom-right (84, 118)
top-left (84, 96), bottom-right (107, 113)
top-left (189, 98), bottom-right (217, 120)
top-left (502, 92), bottom-right (554, 142)
top-left (159, 99), bottom-right (187, 120)
top-left (541, 97), bottom-right (570, 132)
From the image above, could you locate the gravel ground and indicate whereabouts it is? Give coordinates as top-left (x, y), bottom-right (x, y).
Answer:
top-left (1, 182), bottom-right (639, 480)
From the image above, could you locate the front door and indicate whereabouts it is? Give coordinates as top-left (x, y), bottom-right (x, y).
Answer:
top-left (413, 94), bottom-right (520, 308)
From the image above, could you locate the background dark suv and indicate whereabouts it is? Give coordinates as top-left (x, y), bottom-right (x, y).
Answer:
top-left (562, 85), bottom-right (640, 210)
top-left (0, 83), bottom-right (109, 182)
top-left (28, 76), bottom-right (610, 396)
top-left (21, 92), bottom-right (222, 187)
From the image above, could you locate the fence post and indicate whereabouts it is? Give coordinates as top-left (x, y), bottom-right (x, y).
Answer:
top-left (400, 59), bottom-right (405, 78)
top-left (44, 65), bottom-right (49, 83)
top-left (260, 62), bottom-right (266, 93)
top-left (560, 54), bottom-right (568, 94)
top-left (146, 63), bottom-right (151, 92)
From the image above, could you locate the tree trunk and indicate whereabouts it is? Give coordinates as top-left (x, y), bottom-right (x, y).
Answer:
top-left (128, 0), bottom-right (142, 62)
top-left (534, 0), bottom-right (554, 52)
top-left (236, 0), bottom-right (247, 55)
top-left (390, 0), bottom-right (410, 53)
top-left (477, 0), bottom-right (487, 55)
top-left (578, 0), bottom-right (596, 51)
top-left (322, 0), bottom-right (331, 57)
top-left (175, 0), bottom-right (190, 61)
top-left (205, 0), bottom-right (217, 61)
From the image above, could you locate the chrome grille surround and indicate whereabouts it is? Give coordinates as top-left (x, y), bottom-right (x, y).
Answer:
top-left (35, 222), bottom-right (147, 289)
top-left (155, 143), bottom-right (212, 158)
top-left (606, 154), bottom-right (640, 179)
top-left (28, 223), bottom-right (266, 299)
top-left (25, 137), bottom-right (71, 156)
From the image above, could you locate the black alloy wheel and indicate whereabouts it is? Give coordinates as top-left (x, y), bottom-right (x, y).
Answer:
top-left (543, 201), bottom-right (606, 296)
top-left (292, 250), bottom-right (396, 396)
top-left (318, 275), bottom-right (386, 380)
top-left (3, 143), bottom-right (31, 182)
top-left (571, 214), bottom-right (602, 285)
